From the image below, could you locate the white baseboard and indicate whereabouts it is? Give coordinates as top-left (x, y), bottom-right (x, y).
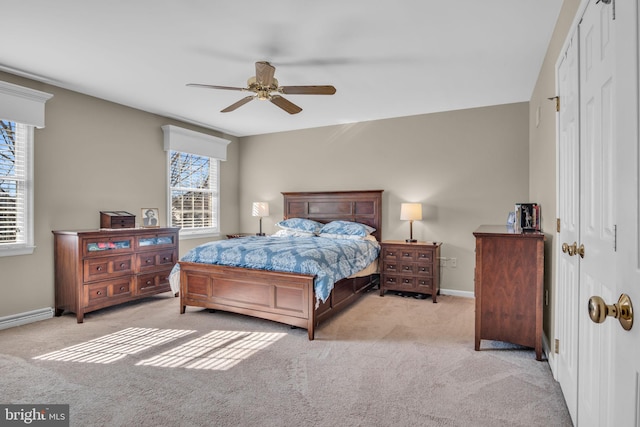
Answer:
top-left (0, 307), bottom-right (54, 330)
top-left (440, 288), bottom-right (474, 299)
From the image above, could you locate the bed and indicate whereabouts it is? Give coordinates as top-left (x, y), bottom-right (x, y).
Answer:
top-left (174, 190), bottom-right (383, 340)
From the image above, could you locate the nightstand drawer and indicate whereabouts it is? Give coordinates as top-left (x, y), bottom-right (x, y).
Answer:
top-left (382, 275), bottom-right (416, 289)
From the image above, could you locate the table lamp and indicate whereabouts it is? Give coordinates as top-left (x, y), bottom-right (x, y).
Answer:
top-left (252, 202), bottom-right (269, 236)
top-left (400, 203), bottom-right (422, 243)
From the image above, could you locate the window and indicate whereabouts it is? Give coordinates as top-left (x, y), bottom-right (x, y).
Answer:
top-left (0, 81), bottom-right (52, 257)
top-left (162, 125), bottom-right (230, 238)
top-left (0, 120), bottom-right (33, 253)
top-left (169, 151), bottom-right (219, 232)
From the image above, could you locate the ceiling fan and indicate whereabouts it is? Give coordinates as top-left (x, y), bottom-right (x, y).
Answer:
top-left (187, 61), bottom-right (336, 114)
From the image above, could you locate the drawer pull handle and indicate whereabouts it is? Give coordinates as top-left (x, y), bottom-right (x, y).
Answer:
top-left (388, 252), bottom-right (395, 256)
top-left (120, 263), bottom-right (126, 268)
top-left (96, 290), bottom-right (103, 295)
top-left (146, 280), bottom-right (152, 285)
top-left (403, 279), bottom-right (411, 284)
top-left (96, 266), bottom-right (103, 271)
top-left (403, 253), bottom-right (410, 257)
top-left (403, 266), bottom-right (411, 270)
top-left (163, 257), bottom-right (169, 261)
top-left (145, 259), bottom-right (152, 264)
top-left (420, 267), bottom-right (426, 272)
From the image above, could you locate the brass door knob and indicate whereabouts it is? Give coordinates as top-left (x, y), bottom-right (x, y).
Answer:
top-left (588, 294), bottom-right (634, 331)
top-left (577, 244), bottom-right (585, 258)
top-left (562, 242), bottom-right (578, 256)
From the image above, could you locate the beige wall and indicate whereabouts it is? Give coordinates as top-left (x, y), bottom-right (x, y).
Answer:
top-left (529, 0), bottom-right (580, 346)
top-left (238, 103), bottom-right (530, 294)
top-left (0, 71), bottom-right (240, 318)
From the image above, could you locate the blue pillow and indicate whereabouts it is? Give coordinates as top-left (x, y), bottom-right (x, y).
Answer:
top-left (318, 220), bottom-right (375, 238)
top-left (276, 218), bottom-right (323, 234)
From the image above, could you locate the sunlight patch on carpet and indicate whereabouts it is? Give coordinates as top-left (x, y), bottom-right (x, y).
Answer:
top-left (33, 327), bottom-right (196, 364)
top-left (135, 330), bottom-right (286, 370)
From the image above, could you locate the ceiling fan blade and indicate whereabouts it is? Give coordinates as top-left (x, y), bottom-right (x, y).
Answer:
top-left (187, 83), bottom-right (246, 91)
top-left (279, 85), bottom-right (336, 95)
top-left (221, 96), bottom-right (255, 113)
top-left (255, 61), bottom-right (276, 86)
top-left (270, 95), bottom-right (302, 114)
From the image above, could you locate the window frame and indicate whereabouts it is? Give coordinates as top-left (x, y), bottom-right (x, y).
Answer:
top-left (167, 150), bottom-right (220, 239)
top-left (0, 122), bottom-right (35, 256)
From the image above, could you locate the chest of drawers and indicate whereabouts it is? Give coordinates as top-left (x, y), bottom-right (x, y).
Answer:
top-left (379, 240), bottom-right (441, 302)
top-left (473, 225), bottom-right (544, 360)
top-left (53, 227), bottom-right (179, 322)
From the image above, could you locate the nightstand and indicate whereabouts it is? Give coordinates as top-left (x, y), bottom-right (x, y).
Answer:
top-left (379, 240), bottom-right (442, 302)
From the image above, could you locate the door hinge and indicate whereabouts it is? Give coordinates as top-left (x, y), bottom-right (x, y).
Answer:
top-left (556, 218), bottom-right (561, 233)
top-left (555, 339), bottom-right (560, 354)
top-left (548, 96), bottom-right (560, 112)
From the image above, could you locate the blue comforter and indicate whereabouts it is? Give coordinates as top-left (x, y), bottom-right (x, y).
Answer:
top-left (169, 235), bottom-right (380, 305)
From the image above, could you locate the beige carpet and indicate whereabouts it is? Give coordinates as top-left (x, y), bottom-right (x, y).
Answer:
top-left (0, 291), bottom-right (572, 426)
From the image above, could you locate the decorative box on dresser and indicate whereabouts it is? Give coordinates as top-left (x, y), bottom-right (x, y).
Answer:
top-left (473, 225), bottom-right (544, 360)
top-left (379, 240), bottom-right (442, 302)
top-left (53, 227), bottom-right (179, 323)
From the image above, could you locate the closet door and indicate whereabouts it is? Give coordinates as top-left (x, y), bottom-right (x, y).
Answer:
top-left (577, 1), bottom-right (617, 425)
top-left (555, 30), bottom-right (579, 426)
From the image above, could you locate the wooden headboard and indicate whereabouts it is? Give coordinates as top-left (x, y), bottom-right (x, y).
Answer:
top-left (282, 190), bottom-right (383, 241)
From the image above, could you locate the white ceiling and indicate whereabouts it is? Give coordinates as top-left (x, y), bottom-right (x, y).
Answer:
top-left (2, 1), bottom-right (563, 137)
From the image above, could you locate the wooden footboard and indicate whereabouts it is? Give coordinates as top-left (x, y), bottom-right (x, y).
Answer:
top-left (179, 261), bottom-right (378, 340)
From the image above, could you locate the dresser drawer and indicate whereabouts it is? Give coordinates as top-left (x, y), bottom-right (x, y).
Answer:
top-left (84, 277), bottom-right (133, 307)
top-left (136, 233), bottom-right (177, 251)
top-left (83, 236), bottom-right (134, 257)
top-left (137, 250), bottom-right (177, 272)
top-left (83, 255), bottom-right (135, 282)
top-left (137, 270), bottom-right (172, 295)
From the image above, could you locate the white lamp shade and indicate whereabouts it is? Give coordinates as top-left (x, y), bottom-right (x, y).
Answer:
top-left (252, 202), bottom-right (270, 217)
top-left (400, 203), bottom-right (422, 221)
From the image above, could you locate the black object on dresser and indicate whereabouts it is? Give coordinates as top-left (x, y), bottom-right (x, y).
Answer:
top-left (379, 240), bottom-right (442, 302)
top-left (53, 227), bottom-right (179, 322)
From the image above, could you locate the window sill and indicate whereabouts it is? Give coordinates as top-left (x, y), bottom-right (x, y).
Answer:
top-left (178, 229), bottom-right (220, 240)
top-left (0, 245), bottom-right (36, 257)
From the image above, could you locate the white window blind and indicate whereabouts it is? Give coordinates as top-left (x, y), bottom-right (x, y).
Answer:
top-left (0, 121), bottom-right (31, 249)
top-left (169, 151), bottom-right (219, 230)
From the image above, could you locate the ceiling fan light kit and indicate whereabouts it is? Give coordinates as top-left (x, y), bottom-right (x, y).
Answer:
top-left (187, 61), bottom-right (336, 114)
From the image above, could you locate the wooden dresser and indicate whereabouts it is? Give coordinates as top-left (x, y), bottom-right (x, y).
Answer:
top-left (53, 227), bottom-right (179, 322)
top-left (379, 240), bottom-right (442, 302)
top-left (473, 225), bottom-right (544, 360)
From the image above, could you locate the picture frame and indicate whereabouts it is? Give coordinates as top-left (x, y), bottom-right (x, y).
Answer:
top-left (141, 208), bottom-right (160, 228)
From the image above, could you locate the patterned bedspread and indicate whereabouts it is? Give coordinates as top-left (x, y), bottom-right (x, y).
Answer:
top-left (169, 235), bottom-right (380, 305)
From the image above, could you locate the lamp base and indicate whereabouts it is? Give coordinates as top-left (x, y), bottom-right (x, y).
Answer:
top-left (405, 239), bottom-right (417, 243)
top-left (256, 233), bottom-right (266, 236)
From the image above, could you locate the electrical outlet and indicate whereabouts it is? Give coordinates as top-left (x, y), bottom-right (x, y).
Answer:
top-left (450, 258), bottom-right (457, 268)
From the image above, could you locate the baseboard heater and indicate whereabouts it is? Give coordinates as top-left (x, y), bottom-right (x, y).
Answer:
top-left (0, 307), bottom-right (54, 330)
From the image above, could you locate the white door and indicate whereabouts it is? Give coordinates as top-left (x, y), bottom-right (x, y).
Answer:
top-left (577, 1), bottom-right (617, 426)
top-left (556, 30), bottom-right (580, 425)
top-left (610, 1), bottom-right (639, 425)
